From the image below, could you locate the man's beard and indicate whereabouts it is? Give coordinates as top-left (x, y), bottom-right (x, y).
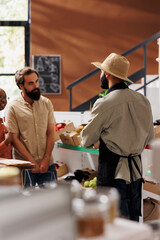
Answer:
top-left (100, 72), bottom-right (109, 89)
top-left (24, 87), bottom-right (41, 100)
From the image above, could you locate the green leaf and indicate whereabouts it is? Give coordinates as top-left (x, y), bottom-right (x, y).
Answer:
top-left (98, 89), bottom-right (108, 98)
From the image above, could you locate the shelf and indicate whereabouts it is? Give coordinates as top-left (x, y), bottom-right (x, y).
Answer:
top-left (57, 142), bottom-right (99, 155)
top-left (56, 143), bottom-right (151, 156)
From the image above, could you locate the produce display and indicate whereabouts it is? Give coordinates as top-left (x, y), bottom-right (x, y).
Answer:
top-left (84, 177), bottom-right (97, 188)
top-left (75, 124), bottom-right (86, 134)
top-left (56, 122), bottom-right (66, 131)
top-left (54, 121), bottom-right (75, 141)
top-left (64, 168), bottom-right (97, 186)
top-left (56, 121), bottom-right (99, 150)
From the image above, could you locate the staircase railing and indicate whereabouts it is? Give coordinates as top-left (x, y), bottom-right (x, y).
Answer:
top-left (67, 32), bottom-right (160, 111)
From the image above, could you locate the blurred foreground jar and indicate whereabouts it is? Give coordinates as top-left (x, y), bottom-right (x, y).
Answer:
top-left (72, 189), bottom-right (109, 238)
top-left (97, 187), bottom-right (120, 223)
top-left (70, 179), bottom-right (82, 199)
top-left (0, 166), bottom-right (21, 186)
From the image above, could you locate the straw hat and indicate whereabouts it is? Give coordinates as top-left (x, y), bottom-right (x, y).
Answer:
top-left (91, 53), bottom-right (133, 84)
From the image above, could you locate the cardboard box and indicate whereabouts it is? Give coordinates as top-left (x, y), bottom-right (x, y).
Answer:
top-left (54, 121), bottom-right (75, 141)
top-left (82, 168), bottom-right (97, 181)
top-left (59, 132), bottom-right (75, 145)
top-left (81, 168), bottom-right (97, 186)
top-left (60, 131), bottom-right (81, 146)
top-left (154, 125), bottom-right (160, 138)
top-left (143, 180), bottom-right (160, 196)
top-left (72, 134), bottom-right (81, 146)
top-left (55, 161), bottom-right (68, 177)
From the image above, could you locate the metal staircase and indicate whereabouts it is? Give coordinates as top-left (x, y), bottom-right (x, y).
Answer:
top-left (67, 32), bottom-right (160, 112)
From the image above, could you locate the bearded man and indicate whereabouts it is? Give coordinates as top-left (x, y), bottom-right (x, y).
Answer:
top-left (81, 53), bottom-right (154, 221)
top-left (5, 67), bottom-right (57, 187)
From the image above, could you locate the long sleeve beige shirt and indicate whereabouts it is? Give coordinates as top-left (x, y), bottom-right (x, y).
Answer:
top-left (81, 88), bottom-right (154, 182)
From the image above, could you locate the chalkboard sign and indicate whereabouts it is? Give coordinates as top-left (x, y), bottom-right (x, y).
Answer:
top-left (33, 55), bottom-right (61, 94)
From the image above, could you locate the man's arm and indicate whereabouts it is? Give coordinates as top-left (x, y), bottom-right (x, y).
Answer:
top-left (39, 123), bottom-right (55, 173)
top-left (12, 133), bottom-right (39, 173)
top-left (81, 100), bottom-right (106, 148)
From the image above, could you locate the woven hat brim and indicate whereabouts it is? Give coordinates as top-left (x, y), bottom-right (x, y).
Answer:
top-left (91, 62), bottom-right (133, 84)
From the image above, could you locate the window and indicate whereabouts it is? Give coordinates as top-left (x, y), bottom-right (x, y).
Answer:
top-left (0, 0), bottom-right (30, 117)
top-left (0, 0), bottom-right (28, 21)
top-left (0, 27), bottom-right (25, 73)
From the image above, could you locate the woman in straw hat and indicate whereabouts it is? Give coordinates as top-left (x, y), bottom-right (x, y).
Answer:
top-left (81, 53), bottom-right (154, 221)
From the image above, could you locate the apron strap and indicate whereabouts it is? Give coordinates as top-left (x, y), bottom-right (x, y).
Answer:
top-left (121, 154), bottom-right (144, 183)
top-left (128, 155), bottom-right (134, 182)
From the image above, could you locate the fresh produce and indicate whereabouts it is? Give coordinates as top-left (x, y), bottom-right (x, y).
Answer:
top-left (76, 125), bottom-right (84, 134)
top-left (93, 177), bottom-right (97, 182)
top-left (84, 177), bottom-right (97, 188)
top-left (84, 181), bottom-right (90, 187)
top-left (56, 123), bottom-right (66, 131)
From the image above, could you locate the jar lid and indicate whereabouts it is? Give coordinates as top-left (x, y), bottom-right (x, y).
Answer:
top-left (72, 191), bottom-right (110, 217)
top-left (97, 187), bottom-right (120, 203)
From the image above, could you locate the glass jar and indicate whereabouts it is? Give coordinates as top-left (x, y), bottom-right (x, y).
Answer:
top-left (97, 187), bottom-right (120, 223)
top-left (0, 166), bottom-right (21, 186)
top-left (72, 189), bottom-right (109, 238)
top-left (70, 179), bottom-right (82, 199)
